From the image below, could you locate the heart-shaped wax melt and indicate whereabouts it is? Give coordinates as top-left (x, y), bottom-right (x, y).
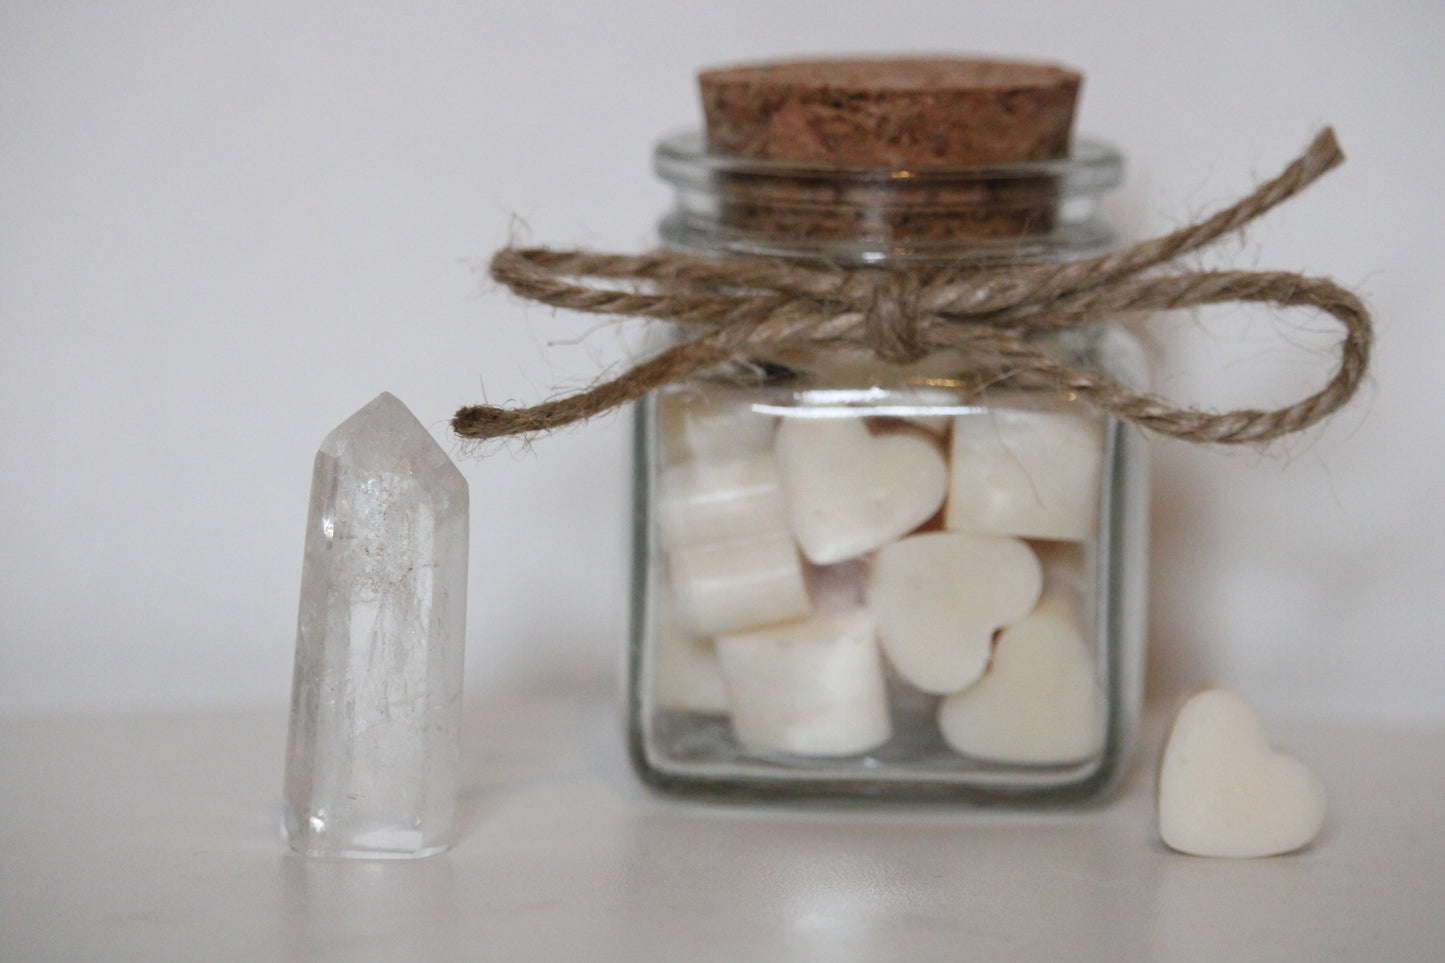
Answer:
top-left (873, 532), bottom-right (1042, 694)
top-left (936, 609), bottom-right (1102, 763)
top-left (1158, 689), bottom-right (1326, 858)
top-left (775, 417), bottom-right (948, 565)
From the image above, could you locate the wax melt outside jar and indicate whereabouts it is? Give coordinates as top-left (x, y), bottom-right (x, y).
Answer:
top-left (627, 58), bottom-right (1149, 803)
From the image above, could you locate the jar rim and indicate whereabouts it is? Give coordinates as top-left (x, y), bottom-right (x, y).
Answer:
top-left (655, 130), bottom-right (1124, 193)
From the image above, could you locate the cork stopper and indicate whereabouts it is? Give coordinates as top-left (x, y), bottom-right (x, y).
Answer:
top-left (699, 57), bottom-right (1081, 167)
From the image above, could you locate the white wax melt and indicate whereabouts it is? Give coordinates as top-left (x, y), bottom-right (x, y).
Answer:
top-left (1158, 689), bottom-right (1326, 858)
top-left (775, 416), bottom-right (948, 565)
top-left (946, 406), bottom-right (1104, 541)
top-left (659, 390), bottom-right (776, 463)
top-left (657, 452), bottom-right (789, 549)
top-left (668, 531), bottom-right (811, 636)
top-left (936, 609), bottom-right (1103, 764)
top-left (872, 532), bottom-right (1042, 694)
top-left (652, 594), bottom-right (729, 715)
top-left (716, 608), bottom-right (891, 756)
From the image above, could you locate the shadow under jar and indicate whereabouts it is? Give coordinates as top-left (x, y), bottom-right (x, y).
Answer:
top-left (627, 127), bottom-right (1149, 803)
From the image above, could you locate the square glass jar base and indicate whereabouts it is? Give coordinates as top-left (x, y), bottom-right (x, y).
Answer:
top-left (630, 708), bottom-right (1132, 805)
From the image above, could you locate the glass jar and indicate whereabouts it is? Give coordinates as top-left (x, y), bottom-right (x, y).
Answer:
top-left (626, 130), bottom-right (1148, 802)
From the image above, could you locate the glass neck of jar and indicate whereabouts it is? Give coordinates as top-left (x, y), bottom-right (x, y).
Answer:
top-left (654, 131), bottom-right (1123, 267)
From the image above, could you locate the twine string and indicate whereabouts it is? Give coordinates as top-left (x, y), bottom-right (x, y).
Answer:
top-left (454, 129), bottom-right (1371, 445)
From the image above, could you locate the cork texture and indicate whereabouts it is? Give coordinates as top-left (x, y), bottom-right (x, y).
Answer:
top-left (699, 57), bottom-right (1081, 167)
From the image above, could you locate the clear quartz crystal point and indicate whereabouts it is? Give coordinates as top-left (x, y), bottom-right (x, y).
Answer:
top-left (283, 392), bottom-right (469, 859)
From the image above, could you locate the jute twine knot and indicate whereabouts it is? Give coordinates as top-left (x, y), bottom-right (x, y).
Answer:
top-left (863, 271), bottom-right (930, 364)
top-left (454, 129), bottom-right (1372, 445)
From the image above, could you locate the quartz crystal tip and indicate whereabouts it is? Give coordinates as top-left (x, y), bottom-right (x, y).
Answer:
top-left (283, 392), bottom-right (468, 859)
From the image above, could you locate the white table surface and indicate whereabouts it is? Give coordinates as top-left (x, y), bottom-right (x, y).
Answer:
top-left (3, 675), bottom-right (1442, 962)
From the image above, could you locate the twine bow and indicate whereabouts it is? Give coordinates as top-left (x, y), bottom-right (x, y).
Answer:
top-left (453, 129), bottom-right (1371, 445)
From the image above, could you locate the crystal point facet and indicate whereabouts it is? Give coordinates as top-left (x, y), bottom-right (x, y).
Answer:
top-left (284, 392), bottom-right (468, 858)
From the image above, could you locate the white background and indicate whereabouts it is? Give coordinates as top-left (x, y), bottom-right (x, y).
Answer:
top-left (2, 1), bottom-right (1441, 725)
